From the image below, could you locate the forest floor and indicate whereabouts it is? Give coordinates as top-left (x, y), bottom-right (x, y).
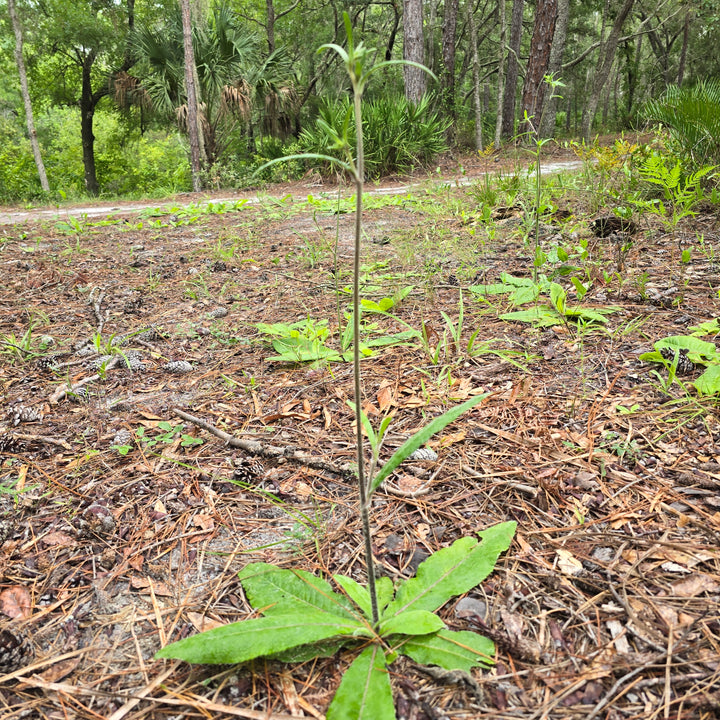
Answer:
top-left (1, 137), bottom-right (719, 719)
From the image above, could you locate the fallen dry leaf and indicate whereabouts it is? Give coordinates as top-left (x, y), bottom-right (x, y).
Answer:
top-left (130, 577), bottom-right (173, 596)
top-left (669, 573), bottom-right (720, 597)
top-left (556, 549), bottom-right (584, 576)
top-left (42, 531), bottom-right (76, 548)
top-left (377, 384), bottom-right (394, 411)
top-left (0, 585), bottom-right (33, 620)
top-left (186, 611), bottom-right (225, 632)
top-left (193, 513), bottom-right (215, 531)
top-left (35, 656), bottom-right (81, 683)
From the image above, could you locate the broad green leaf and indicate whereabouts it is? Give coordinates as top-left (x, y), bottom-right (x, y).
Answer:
top-left (562, 307), bottom-right (612, 324)
top-left (384, 523), bottom-right (516, 616)
top-left (571, 276), bottom-right (588, 299)
top-left (654, 335), bottom-right (718, 359)
top-left (468, 282), bottom-right (515, 296)
top-left (694, 364), bottom-right (720, 394)
top-left (689, 319), bottom-right (720, 336)
top-left (155, 612), bottom-right (362, 664)
top-left (364, 330), bottom-right (419, 347)
top-left (378, 610), bottom-right (444, 636)
top-left (500, 307), bottom-right (561, 327)
top-left (499, 273), bottom-right (538, 286)
top-left (270, 637), bottom-right (350, 663)
top-left (510, 284), bottom-right (540, 306)
top-left (371, 394), bottom-right (489, 493)
top-left (399, 629), bottom-right (494, 672)
top-left (334, 574), bottom-right (372, 619)
top-left (238, 563), bottom-right (359, 620)
top-left (327, 646), bottom-right (394, 720)
top-left (269, 336), bottom-right (343, 363)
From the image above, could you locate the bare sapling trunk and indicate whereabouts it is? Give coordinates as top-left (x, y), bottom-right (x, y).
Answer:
top-left (8, 0), bottom-right (49, 193)
top-left (180, 0), bottom-right (203, 192)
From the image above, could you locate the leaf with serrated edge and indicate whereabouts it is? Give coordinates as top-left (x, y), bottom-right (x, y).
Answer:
top-left (383, 523), bottom-right (516, 616)
top-left (238, 563), bottom-right (360, 620)
top-left (327, 646), bottom-right (395, 720)
top-left (379, 610), bottom-right (444, 636)
top-left (399, 629), bottom-right (495, 672)
top-left (155, 612), bottom-right (366, 664)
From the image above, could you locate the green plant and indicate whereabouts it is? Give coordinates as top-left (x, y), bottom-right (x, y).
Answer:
top-left (0, 313), bottom-right (50, 364)
top-left (633, 152), bottom-right (714, 234)
top-left (297, 94), bottom-right (448, 179)
top-left (135, 422), bottom-right (204, 450)
top-left (640, 334), bottom-right (720, 395)
top-left (644, 80), bottom-right (720, 167)
top-left (518, 74), bottom-right (565, 282)
top-left (156, 18), bottom-right (515, 720)
top-left (469, 275), bottom-right (619, 329)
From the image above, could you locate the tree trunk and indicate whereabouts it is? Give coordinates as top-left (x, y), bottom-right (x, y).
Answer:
top-left (581, 0), bottom-right (636, 141)
top-left (441, 0), bottom-right (459, 142)
top-left (519, 0), bottom-right (557, 136)
top-left (467, 0), bottom-right (483, 151)
top-left (7, 0), bottom-right (49, 193)
top-left (266, 0), bottom-right (276, 54)
top-left (385, 0), bottom-right (401, 61)
top-left (180, 0), bottom-right (202, 192)
top-left (403, 0), bottom-right (426, 102)
top-left (677, 9), bottom-right (691, 86)
top-left (494, 0), bottom-right (507, 149)
top-left (80, 52), bottom-right (101, 196)
top-left (500, 0), bottom-right (525, 138)
top-left (426, 0), bottom-right (438, 75)
top-left (538, 0), bottom-right (569, 138)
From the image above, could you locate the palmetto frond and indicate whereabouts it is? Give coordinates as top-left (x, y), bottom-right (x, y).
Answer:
top-left (645, 80), bottom-right (720, 166)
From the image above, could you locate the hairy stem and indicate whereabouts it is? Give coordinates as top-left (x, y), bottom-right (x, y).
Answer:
top-left (351, 87), bottom-right (379, 627)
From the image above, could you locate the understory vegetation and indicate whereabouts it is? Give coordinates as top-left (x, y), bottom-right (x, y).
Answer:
top-left (2, 7), bottom-right (720, 719)
top-left (1, 116), bottom-right (719, 717)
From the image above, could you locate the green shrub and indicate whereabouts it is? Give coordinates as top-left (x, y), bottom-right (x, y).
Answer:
top-left (0, 120), bottom-right (45, 202)
top-left (297, 94), bottom-right (448, 178)
top-left (644, 80), bottom-right (720, 168)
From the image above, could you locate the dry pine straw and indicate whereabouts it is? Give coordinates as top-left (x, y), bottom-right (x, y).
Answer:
top-left (0, 174), bottom-right (719, 720)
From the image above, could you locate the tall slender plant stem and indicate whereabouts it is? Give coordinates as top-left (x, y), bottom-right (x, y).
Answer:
top-left (351, 89), bottom-right (380, 627)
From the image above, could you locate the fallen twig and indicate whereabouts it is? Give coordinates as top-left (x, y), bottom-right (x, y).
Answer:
top-left (49, 356), bottom-right (120, 404)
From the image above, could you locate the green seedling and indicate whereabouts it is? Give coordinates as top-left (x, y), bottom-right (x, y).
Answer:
top-left (640, 334), bottom-right (720, 395)
top-left (136, 422), bottom-right (203, 450)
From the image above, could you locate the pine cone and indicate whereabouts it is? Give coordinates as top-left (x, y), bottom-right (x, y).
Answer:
top-left (0, 626), bottom-right (34, 673)
top-left (233, 457), bottom-right (266, 484)
top-left (8, 405), bottom-right (44, 426)
top-left (208, 307), bottom-right (228, 318)
top-left (0, 432), bottom-right (19, 454)
top-left (112, 428), bottom-right (133, 448)
top-left (163, 360), bottom-right (193, 374)
top-left (659, 347), bottom-right (695, 375)
top-left (35, 354), bottom-right (62, 371)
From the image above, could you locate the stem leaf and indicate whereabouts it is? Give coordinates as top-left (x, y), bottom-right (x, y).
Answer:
top-left (371, 393), bottom-right (489, 493)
